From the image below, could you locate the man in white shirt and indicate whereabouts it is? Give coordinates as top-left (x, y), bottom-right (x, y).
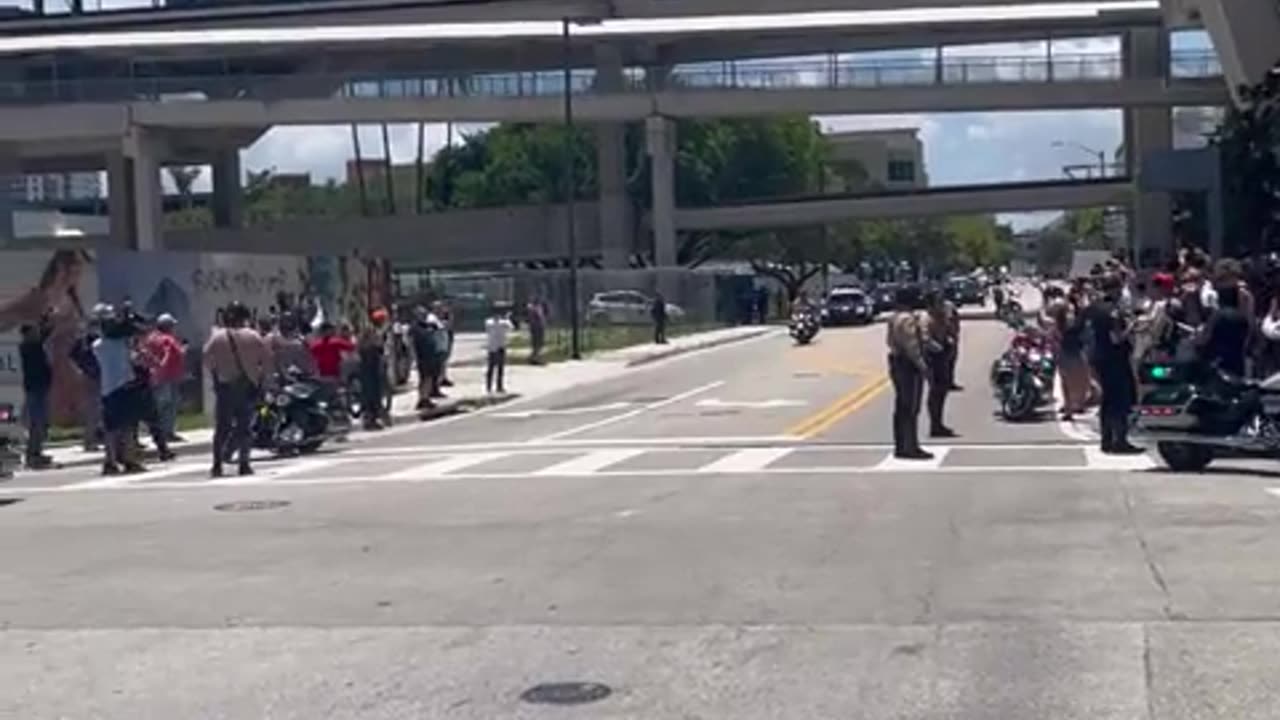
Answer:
top-left (485, 304), bottom-right (514, 394)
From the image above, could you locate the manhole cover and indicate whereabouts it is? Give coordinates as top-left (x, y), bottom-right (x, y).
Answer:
top-left (699, 409), bottom-right (740, 417)
top-left (520, 682), bottom-right (612, 706)
top-left (213, 500), bottom-right (291, 513)
top-left (626, 396), bottom-right (667, 404)
top-left (792, 371), bottom-right (821, 378)
top-left (0, 498), bottom-right (22, 508)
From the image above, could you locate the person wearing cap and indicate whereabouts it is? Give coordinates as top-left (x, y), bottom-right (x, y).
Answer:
top-left (357, 308), bottom-right (390, 430)
top-left (143, 313), bottom-right (186, 444)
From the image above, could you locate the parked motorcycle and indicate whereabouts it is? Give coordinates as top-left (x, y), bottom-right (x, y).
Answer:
top-left (248, 369), bottom-right (336, 456)
top-left (990, 325), bottom-right (1056, 421)
top-left (1132, 362), bottom-right (1280, 471)
top-left (789, 310), bottom-right (820, 345)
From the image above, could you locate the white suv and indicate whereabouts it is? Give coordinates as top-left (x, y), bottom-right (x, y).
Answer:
top-left (586, 291), bottom-right (685, 325)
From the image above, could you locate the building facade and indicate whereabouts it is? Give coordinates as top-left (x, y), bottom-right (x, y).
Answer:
top-left (825, 128), bottom-right (929, 192)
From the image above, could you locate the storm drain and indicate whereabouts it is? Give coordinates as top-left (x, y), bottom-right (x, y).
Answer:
top-left (519, 682), bottom-right (613, 706)
top-left (213, 500), bottom-right (291, 513)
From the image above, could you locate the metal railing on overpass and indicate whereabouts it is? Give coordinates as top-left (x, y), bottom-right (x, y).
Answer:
top-left (0, 49), bottom-right (1221, 105)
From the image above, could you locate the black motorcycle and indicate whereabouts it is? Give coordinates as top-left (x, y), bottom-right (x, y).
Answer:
top-left (989, 327), bottom-right (1056, 422)
top-left (247, 370), bottom-right (337, 456)
top-left (1132, 362), bottom-right (1280, 471)
top-left (789, 310), bottom-right (820, 345)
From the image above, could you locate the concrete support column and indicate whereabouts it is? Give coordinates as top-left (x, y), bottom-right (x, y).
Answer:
top-left (106, 152), bottom-right (134, 248)
top-left (646, 115), bottom-right (677, 267)
top-left (0, 147), bottom-right (16, 244)
top-left (595, 45), bottom-right (631, 268)
top-left (1124, 27), bottom-right (1174, 266)
top-left (211, 149), bottom-right (243, 229)
top-left (123, 127), bottom-right (164, 251)
top-left (1194, 0), bottom-right (1280, 101)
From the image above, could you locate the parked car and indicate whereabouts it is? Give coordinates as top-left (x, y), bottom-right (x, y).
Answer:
top-left (586, 291), bottom-right (685, 325)
top-left (870, 283), bottom-right (899, 314)
top-left (945, 277), bottom-right (984, 306)
top-left (821, 287), bottom-right (874, 326)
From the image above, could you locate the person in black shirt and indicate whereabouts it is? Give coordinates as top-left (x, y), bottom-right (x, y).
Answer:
top-left (1199, 284), bottom-right (1251, 377)
top-left (1085, 275), bottom-right (1141, 454)
top-left (18, 317), bottom-right (54, 469)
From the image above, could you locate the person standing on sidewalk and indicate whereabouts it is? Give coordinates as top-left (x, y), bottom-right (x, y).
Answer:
top-left (485, 304), bottom-right (513, 394)
top-left (357, 309), bottom-right (389, 431)
top-left (526, 298), bottom-right (547, 365)
top-left (203, 302), bottom-right (268, 477)
top-left (142, 313), bottom-right (186, 443)
top-left (651, 293), bottom-right (669, 345)
top-left (410, 306), bottom-right (446, 410)
top-left (19, 316), bottom-right (54, 469)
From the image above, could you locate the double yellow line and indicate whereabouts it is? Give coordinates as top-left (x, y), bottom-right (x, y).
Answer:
top-left (786, 375), bottom-right (891, 439)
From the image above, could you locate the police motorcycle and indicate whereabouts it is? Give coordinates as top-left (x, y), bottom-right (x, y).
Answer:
top-left (789, 307), bottom-right (821, 345)
top-left (1131, 358), bottom-right (1280, 472)
top-left (990, 317), bottom-right (1056, 421)
top-left (241, 367), bottom-right (338, 457)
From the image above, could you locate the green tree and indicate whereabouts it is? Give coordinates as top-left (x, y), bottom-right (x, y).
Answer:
top-left (1058, 207), bottom-right (1109, 250)
top-left (1211, 63), bottom-right (1280, 255)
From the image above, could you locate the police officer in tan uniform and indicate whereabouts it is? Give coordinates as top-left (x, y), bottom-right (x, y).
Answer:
top-left (886, 285), bottom-right (933, 460)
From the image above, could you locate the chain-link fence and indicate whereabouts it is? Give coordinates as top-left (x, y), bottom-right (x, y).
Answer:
top-left (395, 267), bottom-right (765, 360)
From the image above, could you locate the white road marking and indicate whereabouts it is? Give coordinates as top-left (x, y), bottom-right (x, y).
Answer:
top-left (534, 380), bottom-right (725, 442)
top-left (873, 447), bottom-right (951, 471)
top-left (1084, 447), bottom-right (1157, 471)
top-left (1053, 371), bottom-right (1099, 442)
top-left (207, 458), bottom-right (341, 486)
top-left (695, 398), bottom-right (807, 410)
top-left (698, 447), bottom-right (793, 473)
top-left (493, 402), bottom-right (634, 419)
top-left (60, 461), bottom-right (207, 491)
top-left (1265, 488), bottom-right (1280, 499)
top-left (344, 436), bottom-right (797, 455)
top-left (534, 449), bottom-right (646, 476)
top-left (382, 452), bottom-right (506, 480)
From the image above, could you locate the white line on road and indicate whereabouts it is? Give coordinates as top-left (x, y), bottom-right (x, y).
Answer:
top-left (698, 447), bottom-right (793, 473)
top-left (1083, 447), bottom-right (1157, 471)
top-left (695, 398), bottom-right (806, 409)
top-left (207, 458), bottom-right (342, 486)
top-left (493, 402), bottom-right (635, 419)
top-left (345, 436), bottom-right (797, 455)
top-left (874, 448), bottom-right (951, 471)
top-left (60, 461), bottom-right (207, 491)
top-left (534, 449), bottom-right (646, 476)
top-left (382, 452), bottom-right (506, 480)
top-left (533, 380), bottom-right (725, 442)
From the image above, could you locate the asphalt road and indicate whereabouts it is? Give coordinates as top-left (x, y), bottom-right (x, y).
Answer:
top-left (6, 317), bottom-right (1280, 719)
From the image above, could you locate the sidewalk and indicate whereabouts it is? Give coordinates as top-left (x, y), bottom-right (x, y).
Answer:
top-left (42, 324), bottom-right (777, 471)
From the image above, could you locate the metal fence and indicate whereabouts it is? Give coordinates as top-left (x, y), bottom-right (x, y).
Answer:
top-left (395, 267), bottom-right (763, 358)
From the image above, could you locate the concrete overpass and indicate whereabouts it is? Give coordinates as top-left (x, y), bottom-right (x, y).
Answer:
top-left (14, 177), bottom-right (1136, 267)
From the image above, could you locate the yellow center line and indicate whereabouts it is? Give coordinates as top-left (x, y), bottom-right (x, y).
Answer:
top-left (785, 374), bottom-right (891, 439)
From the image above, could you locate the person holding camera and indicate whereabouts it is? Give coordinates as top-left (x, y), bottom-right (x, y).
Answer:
top-left (93, 306), bottom-right (145, 475)
top-left (203, 302), bottom-right (268, 477)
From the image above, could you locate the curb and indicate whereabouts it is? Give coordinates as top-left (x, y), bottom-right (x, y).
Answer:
top-left (44, 392), bottom-right (518, 471)
top-left (623, 327), bottom-right (777, 368)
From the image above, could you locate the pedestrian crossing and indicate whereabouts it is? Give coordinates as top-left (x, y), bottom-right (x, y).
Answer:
top-left (3, 441), bottom-right (1166, 494)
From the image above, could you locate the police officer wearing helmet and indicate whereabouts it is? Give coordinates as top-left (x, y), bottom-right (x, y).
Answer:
top-left (886, 285), bottom-right (933, 460)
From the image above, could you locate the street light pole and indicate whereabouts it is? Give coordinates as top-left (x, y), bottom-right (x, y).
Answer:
top-left (562, 16), bottom-right (581, 360)
top-left (1052, 140), bottom-right (1108, 179)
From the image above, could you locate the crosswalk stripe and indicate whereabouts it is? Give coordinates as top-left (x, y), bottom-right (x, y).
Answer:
top-left (534, 449), bottom-right (646, 476)
top-left (382, 453), bottom-right (505, 480)
top-left (698, 447), bottom-right (794, 473)
top-left (873, 447), bottom-right (951, 471)
top-left (1083, 447), bottom-right (1157, 471)
top-left (206, 458), bottom-right (340, 486)
top-left (61, 461), bottom-right (207, 491)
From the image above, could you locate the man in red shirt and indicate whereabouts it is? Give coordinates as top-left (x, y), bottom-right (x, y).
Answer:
top-left (308, 321), bottom-right (354, 381)
top-left (142, 313), bottom-right (187, 444)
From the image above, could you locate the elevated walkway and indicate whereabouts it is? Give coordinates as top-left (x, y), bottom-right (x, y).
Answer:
top-left (0, 52), bottom-right (1224, 142)
top-left (676, 177), bottom-right (1134, 230)
top-left (19, 178), bottom-right (1135, 266)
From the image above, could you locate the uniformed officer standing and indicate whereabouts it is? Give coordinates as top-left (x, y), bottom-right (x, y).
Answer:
top-left (887, 285), bottom-right (933, 460)
top-left (1085, 274), bottom-right (1141, 454)
top-left (924, 289), bottom-right (958, 438)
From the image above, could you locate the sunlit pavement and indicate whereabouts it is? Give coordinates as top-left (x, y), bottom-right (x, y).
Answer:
top-left (6, 317), bottom-right (1280, 719)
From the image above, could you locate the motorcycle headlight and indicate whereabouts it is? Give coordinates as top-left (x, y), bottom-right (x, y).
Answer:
top-left (317, 400), bottom-right (328, 411)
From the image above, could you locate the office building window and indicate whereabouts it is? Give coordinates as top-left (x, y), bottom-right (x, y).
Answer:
top-left (887, 160), bottom-right (916, 183)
